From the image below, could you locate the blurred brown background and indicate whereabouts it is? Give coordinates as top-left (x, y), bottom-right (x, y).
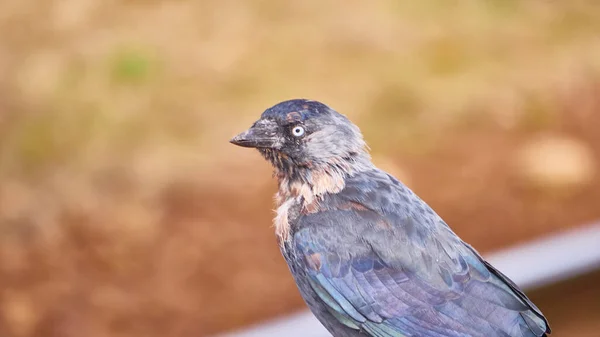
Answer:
top-left (0, 1), bottom-right (599, 337)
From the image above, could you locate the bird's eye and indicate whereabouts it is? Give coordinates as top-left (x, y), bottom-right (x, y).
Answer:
top-left (291, 125), bottom-right (305, 137)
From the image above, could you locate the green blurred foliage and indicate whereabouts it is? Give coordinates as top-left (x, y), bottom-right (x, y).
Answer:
top-left (110, 47), bottom-right (158, 85)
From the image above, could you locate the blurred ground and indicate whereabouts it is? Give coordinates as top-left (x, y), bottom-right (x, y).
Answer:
top-left (527, 269), bottom-right (600, 337)
top-left (0, 1), bottom-right (599, 337)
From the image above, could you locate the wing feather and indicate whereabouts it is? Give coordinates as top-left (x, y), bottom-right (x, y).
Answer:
top-left (293, 169), bottom-right (550, 337)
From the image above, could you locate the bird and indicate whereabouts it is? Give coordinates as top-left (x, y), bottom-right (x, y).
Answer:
top-left (230, 99), bottom-right (551, 337)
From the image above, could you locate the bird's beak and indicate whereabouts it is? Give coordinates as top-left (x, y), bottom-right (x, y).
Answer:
top-left (230, 119), bottom-right (281, 149)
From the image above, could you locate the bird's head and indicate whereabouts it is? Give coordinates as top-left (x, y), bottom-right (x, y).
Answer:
top-left (230, 99), bottom-right (373, 182)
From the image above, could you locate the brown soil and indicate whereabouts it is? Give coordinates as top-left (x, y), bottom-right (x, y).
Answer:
top-left (527, 269), bottom-right (600, 337)
top-left (404, 80), bottom-right (600, 251)
top-left (1, 83), bottom-right (599, 337)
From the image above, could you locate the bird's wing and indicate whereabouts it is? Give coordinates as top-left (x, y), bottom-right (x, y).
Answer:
top-left (293, 170), bottom-right (550, 337)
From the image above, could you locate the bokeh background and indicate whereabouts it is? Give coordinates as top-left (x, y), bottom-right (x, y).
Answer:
top-left (1, 1), bottom-right (599, 337)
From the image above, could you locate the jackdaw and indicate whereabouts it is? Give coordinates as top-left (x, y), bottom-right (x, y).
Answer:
top-left (230, 99), bottom-right (551, 337)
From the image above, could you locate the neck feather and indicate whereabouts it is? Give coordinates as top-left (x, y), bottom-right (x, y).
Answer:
top-left (260, 148), bottom-right (372, 244)
top-left (265, 150), bottom-right (372, 198)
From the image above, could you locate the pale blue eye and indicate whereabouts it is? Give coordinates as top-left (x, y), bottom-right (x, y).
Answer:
top-left (292, 126), bottom-right (305, 137)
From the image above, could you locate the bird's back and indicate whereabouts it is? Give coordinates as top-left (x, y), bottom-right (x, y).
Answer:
top-left (283, 168), bottom-right (550, 337)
